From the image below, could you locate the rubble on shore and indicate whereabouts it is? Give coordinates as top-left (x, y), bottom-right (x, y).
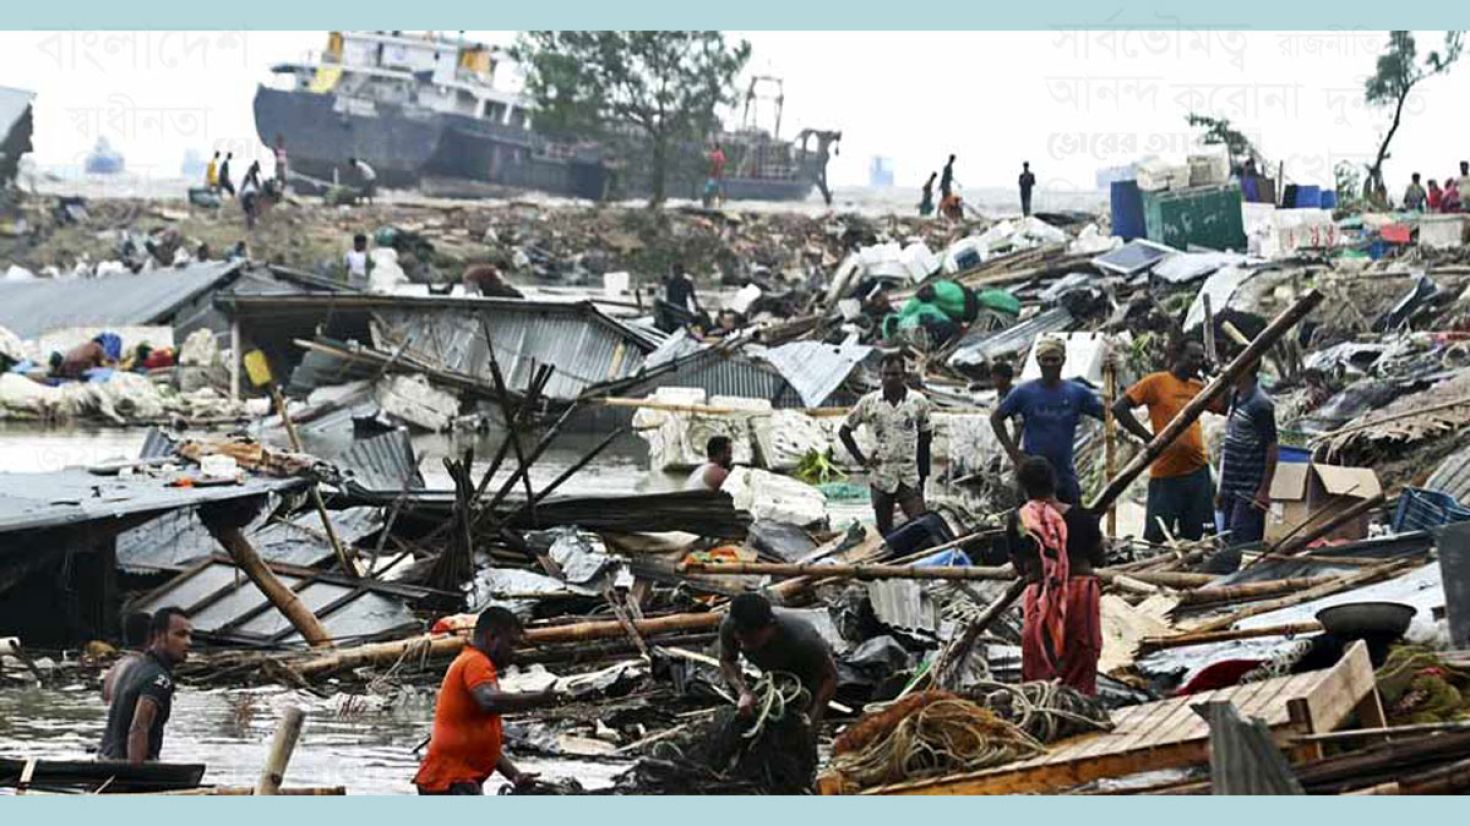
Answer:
top-left (5, 164), bottom-right (1470, 797)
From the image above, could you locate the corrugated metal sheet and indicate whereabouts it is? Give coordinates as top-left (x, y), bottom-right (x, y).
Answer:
top-left (0, 260), bottom-right (245, 338)
top-left (1211, 531), bottom-right (1432, 586)
top-left (117, 507), bottom-right (382, 572)
top-left (949, 307), bottom-right (1074, 371)
top-left (755, 338), bottom-right (873, 408)
top-left (615, 345), bottom-right (803, 408)
top-left (335, 430), bottom-right (425, 496)
top-left (866, 580), bottom-right (940, 637)
top-left (372, 301), bottom-right (655, 401)
top-left (132, 558), bottom-right (420, 647)
top-left (0, 468), bottom-right (305, 536)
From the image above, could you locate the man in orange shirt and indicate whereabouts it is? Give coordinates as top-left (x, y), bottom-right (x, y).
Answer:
top-left (1112, 340), bottom-right (1225, 544)
top-left (413, 607), bottom-right (560, 795)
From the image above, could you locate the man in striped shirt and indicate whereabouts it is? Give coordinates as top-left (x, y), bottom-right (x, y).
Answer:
top-left (1217, 363), bottom-right (1279, 546)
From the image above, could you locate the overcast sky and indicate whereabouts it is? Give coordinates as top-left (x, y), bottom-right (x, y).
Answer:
top-left (2, 29), bottom-right (1468, 193)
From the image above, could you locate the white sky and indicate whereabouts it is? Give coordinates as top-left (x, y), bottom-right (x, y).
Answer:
top-left (1, 30), bottom-right (1468, 192)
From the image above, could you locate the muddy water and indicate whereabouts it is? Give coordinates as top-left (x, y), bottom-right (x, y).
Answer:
top-left (0, 684), bottom-right (628, 794)
top-left (0, 424), bottom-right (872, 792)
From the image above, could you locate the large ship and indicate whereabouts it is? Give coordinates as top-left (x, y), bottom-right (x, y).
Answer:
top-left (253, 31), bottom-right (840, 202)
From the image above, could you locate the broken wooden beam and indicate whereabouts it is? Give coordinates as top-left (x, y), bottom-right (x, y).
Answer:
top-left (255, 707), bottom-right (305, 796)
top-left (209, 526), bottom-right (333, 649)
top-left (1089, 288), bottom-right (1324, 513)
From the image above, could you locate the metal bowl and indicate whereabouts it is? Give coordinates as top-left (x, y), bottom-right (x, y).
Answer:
top-left (1314, 601), bottom-right (1416, 639)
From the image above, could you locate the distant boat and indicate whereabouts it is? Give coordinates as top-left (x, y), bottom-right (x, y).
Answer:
top-left (84, 137), bottom-right (125, 175)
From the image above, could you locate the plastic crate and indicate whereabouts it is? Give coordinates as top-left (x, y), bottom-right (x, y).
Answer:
top-left (1392, 487), bottom-right (1470, 533)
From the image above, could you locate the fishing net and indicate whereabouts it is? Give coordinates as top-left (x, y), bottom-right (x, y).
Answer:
top-left (613, 671), bottom-right (817, 794)
top-left (1376, 645), bottom-right (1470, 725)
top-left (827, 691), bottom-right (1045, 792)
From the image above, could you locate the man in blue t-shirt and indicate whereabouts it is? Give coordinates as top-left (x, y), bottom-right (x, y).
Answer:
top-left (990, 337), bottom-right (1105, 504)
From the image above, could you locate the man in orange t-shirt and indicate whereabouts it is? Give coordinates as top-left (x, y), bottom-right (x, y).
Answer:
top-left (413, 607), bottom-right (559, 795)
top-left (1112, 340), bottom-right (1225, 543)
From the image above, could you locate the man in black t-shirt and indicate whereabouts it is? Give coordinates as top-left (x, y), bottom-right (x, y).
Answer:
top-left (99, 607), bottom-right (191, 764)
top-left (719, 593), bottom-right (837, 727)
top-left (1018, 162), bottom-right (1037, 217)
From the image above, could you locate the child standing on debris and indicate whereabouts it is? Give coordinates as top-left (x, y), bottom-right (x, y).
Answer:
top-left (1113, 340), bottom-right (1226, 544)
top-left (1006, 457), bottom-right (1104, 695)
top-left (991, 337), bottom-right (1105, 505)
top-left (840, 352), bottom-right (933, 536)
top-left (413, 608), bottom-right (560, 795)
top-left (1216, 362), bottom-right (1278, 546)
top-left (344, 233), bottom-right (372, 282)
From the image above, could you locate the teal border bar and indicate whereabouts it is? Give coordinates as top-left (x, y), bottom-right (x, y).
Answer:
top-left (0, 1), bottom-right (1465, 30)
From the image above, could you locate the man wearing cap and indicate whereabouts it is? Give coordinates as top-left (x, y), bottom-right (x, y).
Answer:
top-left (719, 593), bottom-right (838, 729)
top-left (991, 336), bottom-right (1105, 504)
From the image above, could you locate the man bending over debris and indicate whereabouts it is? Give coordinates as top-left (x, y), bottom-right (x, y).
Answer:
top-left (413, 608), bottom-right (560, 795)
top-left (1006, 457), bottom-right (1104, 695)
top-left (687, 435), bottom-right (734, 492)
top-left (991, 336), bottom-right (1104, 505)
top-left (840, 352), bottom-right (933, 535)
top-left (1113, 339), bottom-right (1225, 544)
top-left (719, 593), bottom-right (838, 728)
top-left (99, 607), bottom-right (191, 764)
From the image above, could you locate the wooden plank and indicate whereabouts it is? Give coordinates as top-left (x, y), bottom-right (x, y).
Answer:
top-left (853, 640), bottom-right (1378, 795)
top-left (1302, 641), bottom-right (1374, 731)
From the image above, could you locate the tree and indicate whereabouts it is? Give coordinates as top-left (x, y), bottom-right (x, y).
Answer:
top-left (1184, 114), bottom-right (1262, 171)
top-left (1362, 30), bottom-right (1462, 198)
top-left (512, 31), bottom-right (751, 206)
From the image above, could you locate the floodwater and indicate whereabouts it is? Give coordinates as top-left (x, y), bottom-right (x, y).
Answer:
top-left (0, 683), bottom-right (630, 794)
top-left (0, 423), bottom-right (872, 792)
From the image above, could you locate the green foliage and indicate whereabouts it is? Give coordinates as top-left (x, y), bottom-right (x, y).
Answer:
top-left (1362, 31), bottom-right (1463, 189)
top-left (511, 31), bottom-right (752, 205)
top-left (1184, 114), bottom-right (1260, 166)
top-left (794, 448), bottom-right (847, 486)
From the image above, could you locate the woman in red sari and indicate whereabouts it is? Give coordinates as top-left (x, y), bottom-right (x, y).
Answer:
top-left (1006, 456), bottom-right (1106, 694)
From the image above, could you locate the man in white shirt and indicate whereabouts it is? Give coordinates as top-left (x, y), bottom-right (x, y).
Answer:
top-left (685, 435), bottom-right (734, 492)
top-left (348, 156), bottom-right (377, 203)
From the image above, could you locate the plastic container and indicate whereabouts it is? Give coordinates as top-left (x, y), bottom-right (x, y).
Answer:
top-left (1110, 180), bottom-right (1147, 240)
top-left (1278, 445), bottom-right (1311, 464)
top-left (1392, 487), bottom-right (1470, 533)
top-left (1295, 185), bottom-right (1321, 208)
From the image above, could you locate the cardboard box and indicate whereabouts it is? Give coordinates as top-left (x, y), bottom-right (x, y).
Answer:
top-left (1264, 463), bottom-right (1383, 544)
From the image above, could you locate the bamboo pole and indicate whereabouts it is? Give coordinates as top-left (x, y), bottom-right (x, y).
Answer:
top-left (1089, 289), bottom-right (1324, 513)
top-left (679, 560), bottom-right (1214, 588)
top-left (1137, 621), bottom-right (1324, 653)
top-left (294, 612), bottom-right (723, 677)
top-left (1269, 492), bottom-right (1387, 558)
top-left (255, 706), bottom-right (305, 796)
top-left (271, 386), bottom-right (358, 579)
top-left (1103, 360), bottom-right (1119, 538)
top-left (1188, 559), bottom-right (1415, 634)
top-left (933, 579), bottom-right (1029, 689)
top-left (211, 526), bottom-right (333, 648)
top-left (1174, 576), bottom-right (1340, 606)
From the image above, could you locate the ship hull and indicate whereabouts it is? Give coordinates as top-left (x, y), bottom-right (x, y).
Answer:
top-left (255, 86), bottom-right (816, 202)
